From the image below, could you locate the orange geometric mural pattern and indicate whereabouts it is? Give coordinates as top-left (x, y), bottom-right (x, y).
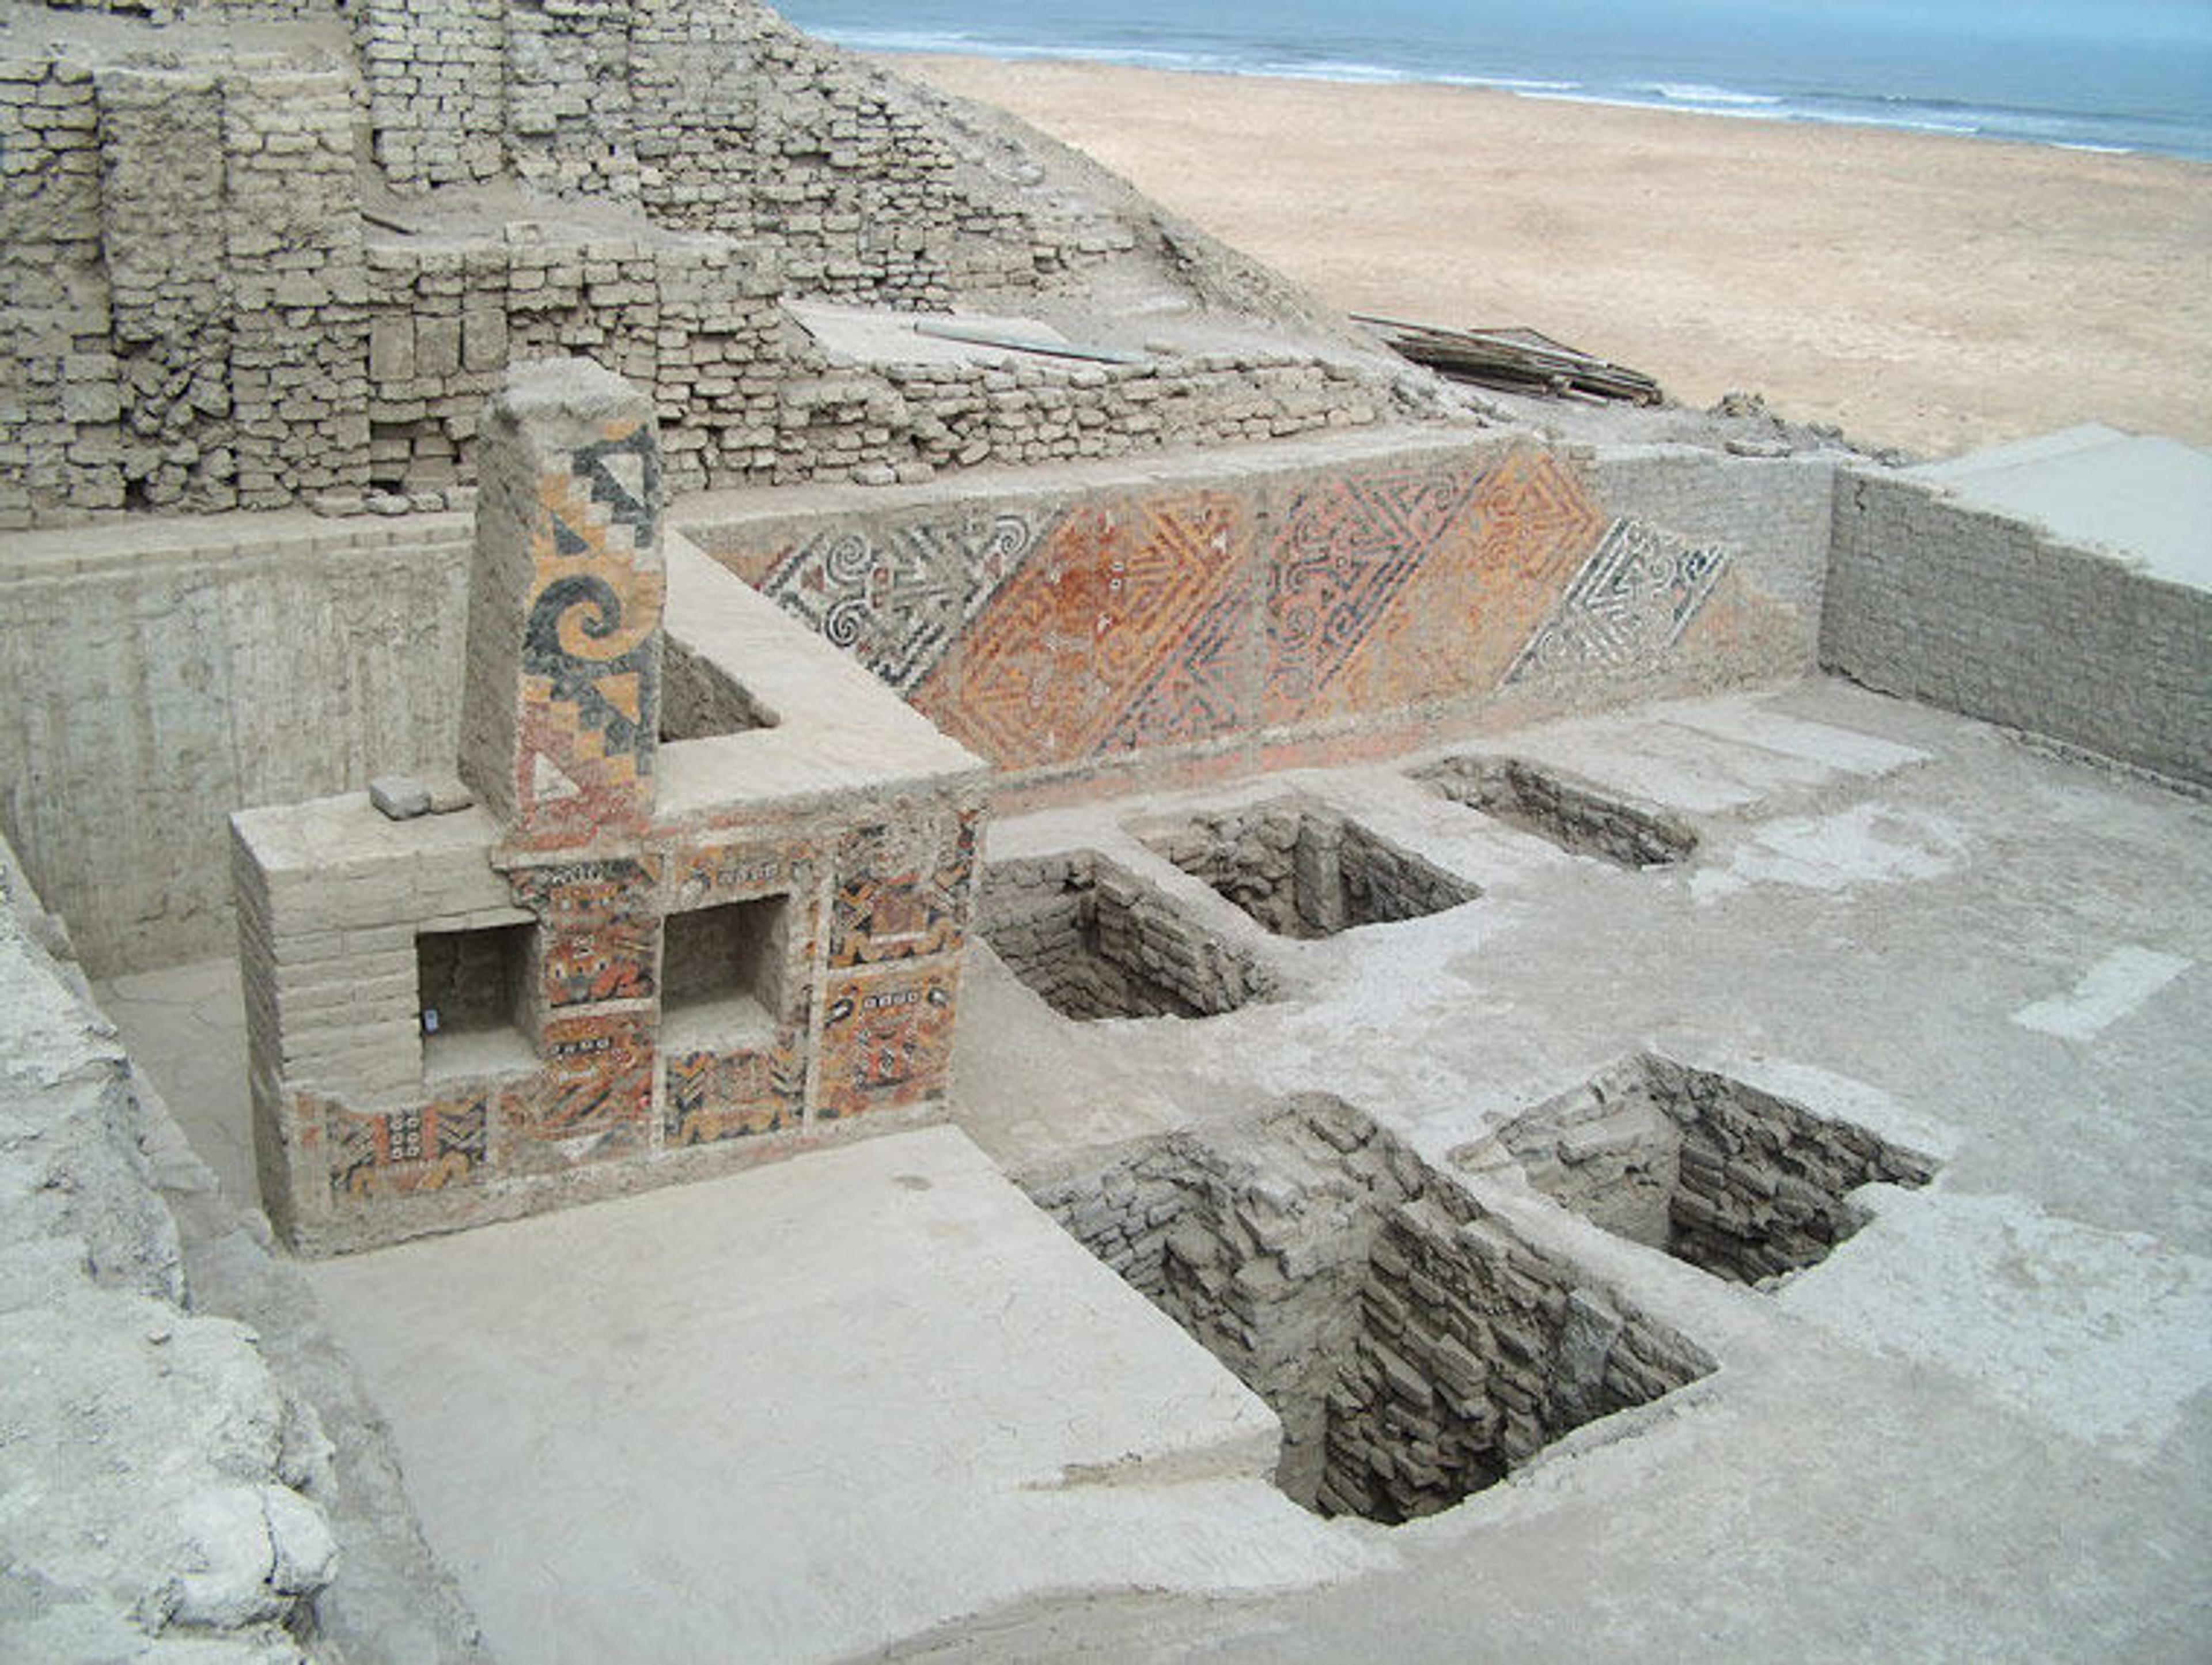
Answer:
top-left (512, 420), bottom-right (665, 850)
top-left (832, 449), bottom-right (1728, 773)
top-left (914, 493), bottom-right (1251, 768)
top-left (817, 964), bottom-right (959, 1121)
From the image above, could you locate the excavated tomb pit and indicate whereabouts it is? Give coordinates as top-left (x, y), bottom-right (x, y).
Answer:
top-left (1132, 797), bottom-right (1480, 940)
top-left (1026, 1096), bottom-right (1714, 1525)
top-left (1463, 1054), bottom-right (1939, 1285)
top-left (1413, 755), bottom-right (1698, 868)
top-left (976, 851), bottom-right (1277, 1021)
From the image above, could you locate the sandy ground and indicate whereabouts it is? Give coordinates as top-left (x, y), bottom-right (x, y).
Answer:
top-left (898, 56), bottom-right (2212, 459)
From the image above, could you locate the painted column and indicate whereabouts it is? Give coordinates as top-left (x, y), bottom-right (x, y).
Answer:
top-left (457, 357), bottom-right (665, 851)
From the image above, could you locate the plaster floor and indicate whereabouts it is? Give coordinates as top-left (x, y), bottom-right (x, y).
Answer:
top-left (103, 678), bottom-right (2212, 1662)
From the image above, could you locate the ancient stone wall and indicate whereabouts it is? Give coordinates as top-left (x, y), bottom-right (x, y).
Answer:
top-left (1472, 1054), bottom-right (1938, 1286)
top-left (353, 0), bottom-right (1070, 301)
top-left (1, 57), bottom-right (369, 521)
top-left (1824, 471), bottom-right (2212, 788)
top-left (1135, 797), bottom-right (1479, 940)
top-left (1, 59), bottom-right (116, 523)
top-left (976, 851), bottom-right (1275, 1020)
top-left (689, 437), bottom-right (1831, 781)
top-left (358, 227), bottom-right (1393, 505)
top-left (1412, 756), bottom-right (1699, 868)
top-left (1, 1), bottom-right (1405, 524)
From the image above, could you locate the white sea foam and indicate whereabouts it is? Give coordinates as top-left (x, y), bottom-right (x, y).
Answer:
top-left (1433, 74), bottom-right (1582, 95)
top-left (1647, 82), bottom-right (1785, 107)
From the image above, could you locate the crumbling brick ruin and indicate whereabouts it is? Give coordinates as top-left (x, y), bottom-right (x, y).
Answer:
top-left (1460, 1054), bottom-right (1940, 1285)
top-left (976, 849), bottom-right (1277, 1020)
top-left (1, 0), bottom-right (1430, 523)
top-left (1134, 796), bottom-right (1480, 939)
top-left (1028, 1096), bottom-right (1717, 1524)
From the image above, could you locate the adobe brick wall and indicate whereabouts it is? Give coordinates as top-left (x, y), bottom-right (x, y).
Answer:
top-left (1, 2), bottom-right (1420, 525)
top-left (1824, 470), bottom-right (2212, 788)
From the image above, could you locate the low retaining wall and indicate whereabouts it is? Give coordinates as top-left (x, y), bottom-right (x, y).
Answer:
top-left (1824, 470), bottom-right (2212, 789)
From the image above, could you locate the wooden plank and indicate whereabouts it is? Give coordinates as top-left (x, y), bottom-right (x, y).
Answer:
top-left (1353, 313), bottom-right (1662, 404)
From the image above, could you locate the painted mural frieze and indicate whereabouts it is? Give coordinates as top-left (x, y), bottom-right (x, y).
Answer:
top-left (1506, 518), bottom-right (1730, 684)
top-left (760, 511), bottom-right (1040, 693)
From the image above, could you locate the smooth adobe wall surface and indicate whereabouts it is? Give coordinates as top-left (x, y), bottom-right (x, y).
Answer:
top-left (0, 515), bottom-right (472, 975)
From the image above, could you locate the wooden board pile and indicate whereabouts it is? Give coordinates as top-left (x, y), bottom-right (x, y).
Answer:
top-left (1357, 315), bottom-right (1662, 405)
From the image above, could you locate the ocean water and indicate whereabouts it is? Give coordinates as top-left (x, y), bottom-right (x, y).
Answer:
top-left (778, 0), bottom-right (2212, 161)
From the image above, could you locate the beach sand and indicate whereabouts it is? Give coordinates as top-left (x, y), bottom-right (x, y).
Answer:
top-left (899, 55), bottom-right (2212, 458)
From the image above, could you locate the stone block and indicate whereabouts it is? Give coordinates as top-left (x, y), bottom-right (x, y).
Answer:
top-left (369, 775), bottom-right (433, 821)
top-left (414, 315), bottom-right (461, 380)
top-left (368, 316), bottom-right (415, 384)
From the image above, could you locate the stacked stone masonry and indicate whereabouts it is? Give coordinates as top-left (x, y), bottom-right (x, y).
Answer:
top-left (1414, 756), bottom-right (1700, 868)
top-left (354, 0), bottom-right (1066, 300)
top-left (1135, 797), bottom-right (1480, 940)
top-left (363, 224), bottom-right (1396, 502)
top-left (1027, 1097), bottom-right (1715, 1525)
top-left (1, 0), bottom-right (1407, 524)
top-left (976, 850), bottom-right (1275, 1020)
top-left (2, 56), bottom-right (368, 520)
top-left (1472, 1054), bottom-right (1939, 1285)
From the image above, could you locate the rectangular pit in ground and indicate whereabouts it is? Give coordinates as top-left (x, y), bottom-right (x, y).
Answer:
top-left (1025, 1096), bottom-right (1714, 1525)
top-left (1414, 755), bottom-right (1697, 868)
top-left (976, 851), bottom-right (1275, 1020)
top-left (1132, 797), bottom-right (1479, 940)
top-left (1463, 1054), bottom-right (1938, 1284)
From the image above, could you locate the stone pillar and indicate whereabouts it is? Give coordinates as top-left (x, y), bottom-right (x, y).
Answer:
top-left (457, 358), bottom-right (665, 851)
